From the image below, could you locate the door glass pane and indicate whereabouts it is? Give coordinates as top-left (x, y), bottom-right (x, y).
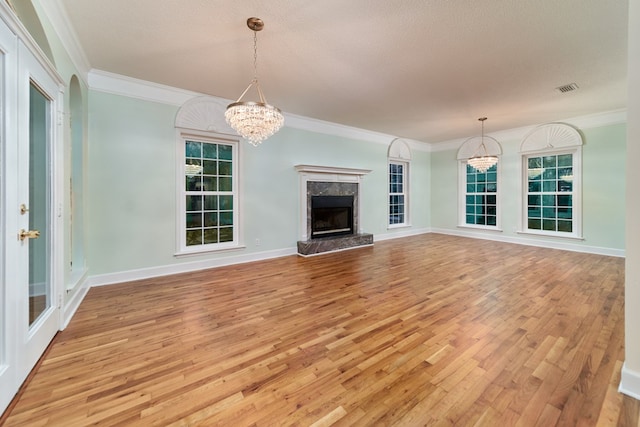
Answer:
top-left (29, 82), bottom-right (50, 326)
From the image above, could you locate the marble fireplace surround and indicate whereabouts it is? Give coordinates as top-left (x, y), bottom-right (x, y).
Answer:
top-left (295, 165), bottom-right (374, 256)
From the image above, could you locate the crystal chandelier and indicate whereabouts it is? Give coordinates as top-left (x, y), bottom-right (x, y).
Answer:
top-left (225, 17), bottom-right (284, 146)
top-left (467, 117), bottom-right (498, 173)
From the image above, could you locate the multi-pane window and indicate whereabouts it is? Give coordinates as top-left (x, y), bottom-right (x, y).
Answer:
top-left (389, 162), bottom-right (407, 226)
top-left (183, 139), bottom-right (237, 250)
top-left (465, 163), bottom-right (498, 226)
top-left (526, 153), bottom-right (574, 233)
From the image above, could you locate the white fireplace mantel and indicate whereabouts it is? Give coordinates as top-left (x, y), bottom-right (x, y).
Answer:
top-left (294, 164), bottom-right (372, 178)
top-left (295, 165), bottom-right (372, 241)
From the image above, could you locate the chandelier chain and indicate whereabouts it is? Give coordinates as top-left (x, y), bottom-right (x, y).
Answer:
top-left (253, 31), bottom-right (258, 81)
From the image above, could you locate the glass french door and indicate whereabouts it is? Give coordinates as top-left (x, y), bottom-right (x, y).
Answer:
top-left (22, 78), bottom-right (57, 336)
top-left (15, 38), bottom-right (61, 396)
top-left (0, 30), bottom-right (62, 415)
top-left (27, 82), bottom-right (51, 324)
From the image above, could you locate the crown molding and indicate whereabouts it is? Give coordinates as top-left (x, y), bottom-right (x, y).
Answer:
top-left (36, 0), bottom-right (91, 85)
top-left (88, 69), bottom-right (629, 155)
top-left (88, 69), bottom-right (202, 106)
top-left (431, 109), bottom-right (628, 153)
top-left (87, 68), bottom-right (432, 150)
top-left (285, 112), bottom-right (430, 150)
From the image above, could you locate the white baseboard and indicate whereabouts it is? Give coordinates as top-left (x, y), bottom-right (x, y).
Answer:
top-left (87, 229), bottom-right (431, 286)
top-left (374, 227), bottom-right (431, 241)
top-left (63, 275), bottom-right (90, 329)
top-left (88, 231), bottom-right (432, 286)
top-left (619, 363), bottom-right (640, 400)
top-left (88, 247), bottom-right (297, 287)
top-left (430, 227), bottom-right (625, 258)
top-left (88, 229), bottom-right (622, 288)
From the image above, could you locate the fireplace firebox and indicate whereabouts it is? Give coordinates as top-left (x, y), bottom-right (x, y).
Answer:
top-left (311, 195), bottom-right (354, 238)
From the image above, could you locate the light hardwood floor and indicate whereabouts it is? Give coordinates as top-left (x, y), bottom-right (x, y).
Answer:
top-left (2, 234), bottom-right (639, 426)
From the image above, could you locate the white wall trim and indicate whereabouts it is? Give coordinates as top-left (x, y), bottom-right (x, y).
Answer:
top-left (374, 227), bottom-right (431, 241)
top-left (87, 230), bottom-right (434, 288)
top-left (89, 247), bottom-right (297, 287)
top-left (88, 69), bottom-right (201, 106)
top-left (619, 363), bottom-right (640, 400)
top-left (431, 109), bottom-right (628, 153)
top-left (567, 108), bottom-right (627, 130)
top-left (37, 0), bottom-right (91, 84)
top-left (86, 228), bottom-right (624, 289)
top-left (62, 275), bottom-right (90, 328)
top-left (0, 2), bottom-right (63, 86)
top-left (285, 112), bottom-right (430, 150)
top-left (86, 69), bottom-right (432, 150)
top-left (294, 164), bottom-right (372, 176)
top-left (431, 227), bottom-right (624, 257)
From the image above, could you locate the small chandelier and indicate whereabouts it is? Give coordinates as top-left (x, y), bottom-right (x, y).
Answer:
top-left (185, 162), bottom-right (203, 177)
top-left (467, 117), bottom-right (498, 173)
top-left (225, 17), bottom-right (284, 146)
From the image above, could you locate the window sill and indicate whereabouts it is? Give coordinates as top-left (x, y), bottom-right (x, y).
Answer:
top-left (516, 230), bottom-right (584, 241)
top-left (457, 224), bottom-right (503, 232)
top-left (174, 244), bottom-right (246, 258)
top-left (388, 223), bottom-right (411, 230)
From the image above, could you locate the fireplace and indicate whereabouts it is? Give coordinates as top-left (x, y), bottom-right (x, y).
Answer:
top-left (295, 165), bottom-right (373, 255)
top-left (311, 195), bottom-right (354, 238)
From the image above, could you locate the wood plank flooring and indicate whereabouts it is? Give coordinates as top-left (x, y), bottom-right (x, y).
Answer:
top-left (2, 234), bottom-right (638, 426)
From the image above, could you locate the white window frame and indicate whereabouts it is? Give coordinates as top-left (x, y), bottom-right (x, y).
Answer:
top-left (521, 147), bottom-right (582, 239)
top-left (388, 160), bottom-right (410, 228)
top-left (387, 139), bottom-right (412, 229)
top-left (518, 123), bottom-right (583, 240)
top-left (176, 130), bottom-right (241, 255)
top-left (457, 160), bottom-right (502, 230)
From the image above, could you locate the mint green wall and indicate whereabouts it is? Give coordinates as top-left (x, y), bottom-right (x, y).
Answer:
top-left (430, 122), bottom-right (627, 251)
top-left (87, 91), bottom-right (431, 275)
top-left (241, 126), bottom-right (390, 248)
top-left (88, 93), bottom-right (178, 275)
top-left (410, 149), bottom-right (431, 229)
top-left (582, 124), bottom-right (626, 249)
top-left (430, 150), bottom-right (457, 229)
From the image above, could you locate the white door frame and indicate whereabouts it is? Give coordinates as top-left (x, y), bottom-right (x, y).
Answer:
top-left (0, 5), bottom-right (64, 415)
top-left (0, 8), bottom-right (20, 415)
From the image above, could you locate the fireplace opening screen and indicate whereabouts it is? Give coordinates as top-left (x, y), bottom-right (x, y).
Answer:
top-left (311, 196), bottom-right (354, 238)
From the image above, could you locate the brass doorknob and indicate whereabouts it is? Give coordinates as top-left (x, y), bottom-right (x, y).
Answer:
top-left (19, 229), bottom-right (40, 241)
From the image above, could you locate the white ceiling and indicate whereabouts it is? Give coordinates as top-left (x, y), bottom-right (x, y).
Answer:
top-left (56, 0), bottom-right (628, 144)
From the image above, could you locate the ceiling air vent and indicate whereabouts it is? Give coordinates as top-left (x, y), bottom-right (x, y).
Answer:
top-left (555, 83), bottom-right (579, 93)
